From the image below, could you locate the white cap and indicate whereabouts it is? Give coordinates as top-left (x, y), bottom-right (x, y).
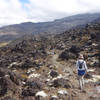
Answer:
top-left (79, 54), bottom-right (84, 59)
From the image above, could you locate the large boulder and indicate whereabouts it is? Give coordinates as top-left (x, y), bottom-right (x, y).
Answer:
top-left (59, 50), bottom-right (76, 60)
top-left (69, 45), bottom-right (81, 54)
top-left (26, 80), bottom-right (44, 90)
top-left (21, 59), bottom-right (36, 69)
top-left (0, 77), bottom-right (15, 96)
top-left (21, 60), bottom-right (42, 69)
top-left (22, 87), bottom-right (37, 96)
top-left (22, 79), bottom-right (45, 97)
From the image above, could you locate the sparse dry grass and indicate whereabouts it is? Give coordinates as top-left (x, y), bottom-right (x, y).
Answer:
top-left (21, 74), bottom-right (28, 79)
top-left (0, 42), bottom-right (9, 47)
top-left (80, 35), bottom-right (90, 44)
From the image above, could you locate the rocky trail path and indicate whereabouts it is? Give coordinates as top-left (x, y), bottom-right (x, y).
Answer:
top-left (51, 53), bottom-right (63, 69)
top-left (50, 53), bottom-right (100, 100)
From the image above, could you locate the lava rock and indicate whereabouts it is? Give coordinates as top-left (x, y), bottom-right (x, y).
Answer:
top-left (89, 58), bottom-right (100, 67)
top-left (57, 90), bottom-right (68, 99)
top-left (50, 70), bottom-right (58, 78)
top-left (0, 68), bottom-right (6, 77)
top-left (53, 78), bottom-right (72, 88)
top-left (35, 91), bottom-right (48, 100)
top-left (0, 78), bottom-right (7, 96)
top-left (22, 87), bottom-right (37, 96)
top-left (22, 79), bottom-right (45, 97)
top-left (1, 96), bottom-right (16, 100)
top-left (27, 81), bottom-right (43, 90)
top-left (69, 45), bottom-right (81, 54)
top-left (23, 96), bottom-right (35, 100)
top-left (59, 50), bottom-right (76, 60)
top-left (50, 95), bottom-right (58, 100)
top-left (90, 33), bottom-right (97, 39)
top-left (8, 71), bottom-right (21, 85)
top-left (0, 77), bottom-right (15, 96)
top-left (84, 73), bottom-right (93, 79)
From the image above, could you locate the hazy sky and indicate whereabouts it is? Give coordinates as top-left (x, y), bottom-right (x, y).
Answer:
top-left (0, 0), bottom-right (100, 26)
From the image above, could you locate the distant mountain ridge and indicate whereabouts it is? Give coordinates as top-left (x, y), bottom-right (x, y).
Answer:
top-left (1, 13), bottom-right (100, 42)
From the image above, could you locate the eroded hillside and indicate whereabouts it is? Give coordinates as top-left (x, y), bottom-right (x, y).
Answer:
top-left (1, 13), bottom-right (100, 42)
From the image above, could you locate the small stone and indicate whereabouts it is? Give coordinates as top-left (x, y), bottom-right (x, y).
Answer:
top-left (50, 70), bottom-right (58, 78)
top-left (84, 73), bottom-right (93, 79)
top-left (57, 89), bottom-right (68, 99)
top-left (28, 73), bottom-right (40, 78)
top-left (36, 91), bottom-right (47, 97)
top-left (58, 90), bottom-right (68, 95)
top-left (1, 96), bottom-right (15, 100)
top-left (50, 95), bottom-right (58, 100)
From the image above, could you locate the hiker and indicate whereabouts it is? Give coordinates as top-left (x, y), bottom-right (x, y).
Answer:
top-left (76, 54), bottom-right (88, 90)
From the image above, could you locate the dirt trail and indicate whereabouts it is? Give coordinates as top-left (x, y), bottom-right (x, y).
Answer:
top-left (51, 54), bottom-right (61, 67)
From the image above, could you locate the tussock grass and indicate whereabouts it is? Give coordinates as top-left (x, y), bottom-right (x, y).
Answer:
top-left (0, 42), bottom-right (9, 47)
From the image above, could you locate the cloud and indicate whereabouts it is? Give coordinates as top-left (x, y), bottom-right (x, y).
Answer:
top-left (0, 0), bottom-right (29, 26)
top-left (0, 0), bottom-right (100, 26)
top-left (25, 0), bottom-right (100, 22)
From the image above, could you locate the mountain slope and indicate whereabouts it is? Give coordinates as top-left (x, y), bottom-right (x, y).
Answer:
top-left (0, 20), bottom-right (100, 100)
top-left (1, 13), bottom-right (100, 42)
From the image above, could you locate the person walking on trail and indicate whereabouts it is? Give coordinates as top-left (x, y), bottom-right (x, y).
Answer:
top-left (76, 54), bottom-right (88, 90)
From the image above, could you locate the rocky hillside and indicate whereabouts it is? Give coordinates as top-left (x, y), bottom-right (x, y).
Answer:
top-left (0, 21), bottom-right (100, 100)
top-left (1, 13), bottom-right (100, 42)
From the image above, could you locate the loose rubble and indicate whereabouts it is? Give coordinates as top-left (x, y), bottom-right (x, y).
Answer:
top-left (0, 21), bottom-right (100, 100)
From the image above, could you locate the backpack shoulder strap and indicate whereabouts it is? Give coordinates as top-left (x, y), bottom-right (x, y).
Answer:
top-left (78, 60), bottom-right (84, 67)
top-left (81, 60), bottom-right (85, 68)
top-left (78, 60), bottom-right (84, 64)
